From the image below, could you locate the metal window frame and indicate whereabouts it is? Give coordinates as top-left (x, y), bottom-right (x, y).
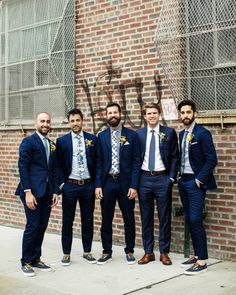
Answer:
top-left (0, 0), bottom-right (76, 126)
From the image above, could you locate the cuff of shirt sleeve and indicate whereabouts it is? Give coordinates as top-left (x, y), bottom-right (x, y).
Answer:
top-left (59, 183), bottom-right (65, 191)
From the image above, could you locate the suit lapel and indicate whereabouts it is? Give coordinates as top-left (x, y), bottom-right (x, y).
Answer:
top-left (179, 130), bottom-right (184, 152)
top-left (34, 132), bottom-right (47, 164)
top-left (83, 131), bottom-right (90, 159)
top-left (67, 133), bottom-right (73, 169)
top-left (159, 125), bottom-right (164, 155)
top-left (105, 128), bottom-right (112, 155)
top-left (188, 123), bottom-right (198, 156)
top-left (140, 127), bottom-right (147, 160)
top-left (120, 127), bottom-right (126, 156)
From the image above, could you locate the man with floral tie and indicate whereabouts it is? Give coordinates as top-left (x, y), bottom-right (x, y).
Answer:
top-left (137, 103), bottom-right (179, 266)
top-left (95, 102), bottom-right (141, 265)
top-left (56, 109), bottom-right (97, 266)
top-left (178, 100), bottom-right (217, 275)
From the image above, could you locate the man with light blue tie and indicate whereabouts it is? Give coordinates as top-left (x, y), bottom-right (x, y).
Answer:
top-left (15, 112), bottom-right (59, 277)
top-left (137, 103), bottom-right (179, 265)
top-left (95, 102), bottom-right (141, 265)
top-left (178, 100), bottom-right (217, 275)
top-left (56, 109), bottom-right (97, 266)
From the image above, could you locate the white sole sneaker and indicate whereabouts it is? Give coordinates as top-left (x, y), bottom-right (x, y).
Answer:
top-left (185, 268), bottom-right (207, 275)
top-left (97, 258), bottom-right (112, 265)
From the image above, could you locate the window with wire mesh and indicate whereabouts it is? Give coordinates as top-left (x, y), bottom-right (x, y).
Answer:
top-left (0, 0), bottom-right (75, 124)
top-left (156, 0), bottom-right (236, 113)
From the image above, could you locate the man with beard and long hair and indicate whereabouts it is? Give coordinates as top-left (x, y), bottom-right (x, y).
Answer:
top-left (56, 108), bottom-right (97, 266)
top-left (15, 112), bottom-right (59, 277)
top-left (95, 102), bottom-right (141, 265)
top-left (177, 100), bottom-right (217, 275)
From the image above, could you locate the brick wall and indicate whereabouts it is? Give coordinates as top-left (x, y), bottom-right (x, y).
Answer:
top-left (0, 0), bottom-right (235, 261)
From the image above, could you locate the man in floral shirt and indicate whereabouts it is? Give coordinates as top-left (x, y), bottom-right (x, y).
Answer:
top-left (95, 102), bottom-right (141, 265)
top-left (56, 109), bottom-right (97, 266)
top-left (137, 103), bottom-right (179, 266)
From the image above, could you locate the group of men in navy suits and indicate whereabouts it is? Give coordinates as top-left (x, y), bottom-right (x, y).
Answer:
top-left (16, 100), bottom-right (217, 277)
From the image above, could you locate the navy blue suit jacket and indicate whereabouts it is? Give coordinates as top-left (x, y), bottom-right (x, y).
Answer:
top-left (179, 123), bottom-right (217, 190)
top-left (95, 126), bottom-right (141, 193)
top-left (56, 131), bottom-right (97, 186)
top-left (15, 132), bottom-right (59, 198)
top-left (137, 125), bottom-right (179, 180)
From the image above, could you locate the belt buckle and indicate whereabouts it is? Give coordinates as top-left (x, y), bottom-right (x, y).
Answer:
top-left (78, 179), bottom-right (84, 185)
top-left (150, 171), bottom-right (155, 176)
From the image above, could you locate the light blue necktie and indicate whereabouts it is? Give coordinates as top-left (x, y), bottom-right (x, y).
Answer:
top-left (180, 131), bottom-right (188, 174)
top-left (148, 129), bottom-right (155, 171)
top-left (43, 137), bottom-right (50, 164)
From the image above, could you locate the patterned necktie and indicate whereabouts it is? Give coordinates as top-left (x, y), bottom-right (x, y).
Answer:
top-left (180, 130), bottom-right (189, 174)
top-left (43, 137), bottom-right (50, 164)
top-left (76, 135), bottom-right (85, 178)
top-left (148, 129), bottom-right (155, 171)
top-left (111, 130), bottom-right (119, 173)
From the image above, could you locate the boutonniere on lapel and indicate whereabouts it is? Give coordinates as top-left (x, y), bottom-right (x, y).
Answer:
top-left (187, 133), bottom-right (194, 143)
top-left (85, 138), bottom-right (93, 147)
top-left (120, 136), bottom-right (130, 146)
top-left (159, 132), bottom-right (168, 142)
top-left (120, 136), bottom-right (126, 145)
top-left (50, 141), bottom-right (56, 152)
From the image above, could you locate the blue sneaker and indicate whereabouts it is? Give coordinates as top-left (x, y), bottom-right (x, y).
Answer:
top-left (21, 264), bottom-right (35, 277)
top-left (126, 253), bottom-right (136, 265)
top-left (185, 263), bottom-right (207, 275)
top-left (61, 254), bottom-right (71, 266)
top-left (32, 260), bottom-right (52, 272)
top-left (97, 254), bottom-right (112, 265)
top-left (181, 257), bottom-right (198, 267)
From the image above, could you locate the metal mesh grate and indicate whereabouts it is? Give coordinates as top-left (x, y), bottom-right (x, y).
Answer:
top-left (156, 0), bottom-right (236, 113)
top-left (0, 0), bottom-right (75, 124)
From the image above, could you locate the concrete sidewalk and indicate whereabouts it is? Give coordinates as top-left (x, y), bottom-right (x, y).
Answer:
top-left (0, 225), bottom-right (235, 295)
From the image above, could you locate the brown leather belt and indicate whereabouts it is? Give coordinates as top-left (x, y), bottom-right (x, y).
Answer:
top-left (141, 170), bottom-right (167, 176)
top-left (67, 178), bottom-right (92, 186)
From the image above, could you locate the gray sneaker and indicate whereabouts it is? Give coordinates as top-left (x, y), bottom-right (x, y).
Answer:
top-left (21, 264), bottom-right (36, 277)
top-left (61, 254), bottom-right (71, 266)
top-left (32, 260), bottom-right (52, 272)
top-left (83, 253), bottom-right (96, 264)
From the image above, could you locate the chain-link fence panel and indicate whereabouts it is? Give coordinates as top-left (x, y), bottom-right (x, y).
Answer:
top-left (156, 0), bottom-right (236, 113)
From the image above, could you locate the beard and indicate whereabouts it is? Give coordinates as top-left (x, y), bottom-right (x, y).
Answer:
top-left (37, 127), bottom-right (50, 135)
top-left (182, 116), bottom-right (195, 126)
top-left (107, 116), bottom-right (121, 127)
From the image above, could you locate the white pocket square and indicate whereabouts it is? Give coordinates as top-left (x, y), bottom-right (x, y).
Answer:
top-left (190, 142), bottom-right (198, 145)
top-left (124, 141), bottom-right (130, 145)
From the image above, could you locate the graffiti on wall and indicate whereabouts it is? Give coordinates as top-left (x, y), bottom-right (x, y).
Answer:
top-left (80, 60), bottom-right (166, 133)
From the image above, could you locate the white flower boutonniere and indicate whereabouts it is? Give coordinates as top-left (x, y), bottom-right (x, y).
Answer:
top-left (159, 132), bottom-right (168, 142)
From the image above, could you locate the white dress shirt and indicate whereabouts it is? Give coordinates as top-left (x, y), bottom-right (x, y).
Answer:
top-left (141, 125), bottom-right (165, 171)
